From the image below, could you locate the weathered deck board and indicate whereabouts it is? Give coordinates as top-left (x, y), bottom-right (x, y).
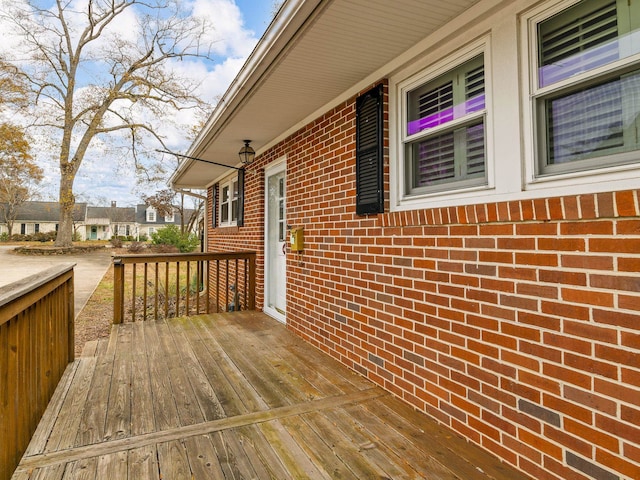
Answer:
top-left (12, 311), bottom-right (531, 480)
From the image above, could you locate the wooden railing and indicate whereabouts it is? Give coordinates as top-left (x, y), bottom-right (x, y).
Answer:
top-left (0, 264), bottom-right (75, 480)
top-left (113, 252), bottom-right (256, 324)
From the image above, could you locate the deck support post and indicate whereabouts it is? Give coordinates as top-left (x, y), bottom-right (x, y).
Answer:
top-left (113, 259), bottom-right (125, 324)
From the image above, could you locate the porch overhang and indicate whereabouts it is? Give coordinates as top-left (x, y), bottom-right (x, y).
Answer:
top-left (170, 0), bottom-right (483, 189)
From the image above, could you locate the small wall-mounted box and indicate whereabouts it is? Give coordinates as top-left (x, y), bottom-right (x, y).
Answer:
top-left (290, 227), bottom-right (304, 252)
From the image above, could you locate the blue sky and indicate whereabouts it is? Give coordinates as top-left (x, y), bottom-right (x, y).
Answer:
top-left (237, 0), bottom-right (277, 35)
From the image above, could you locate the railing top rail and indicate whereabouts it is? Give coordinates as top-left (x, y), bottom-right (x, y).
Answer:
top-left (0, 263), bottom-right (75, 326)
top-left (113, 251), bottom-right (256, 265)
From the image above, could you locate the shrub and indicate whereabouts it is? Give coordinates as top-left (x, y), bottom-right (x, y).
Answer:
top-left (138, 234), bottom-right (148, 242)
top-left (150, 243), bottom-right (179, 254)
top-left (110, 237), bottom-right (123, 248)
top-left (128, 241), bottom-right (145, 253)
top-left (0, 232), bottom-right (8, 242)
top-left (31, 231), bottom-right (56, 242)
top-left (150, 225), bottom-right (199, 253)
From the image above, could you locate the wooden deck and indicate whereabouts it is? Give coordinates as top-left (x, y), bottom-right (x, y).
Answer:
top-left (12, 312), bottom-right (529, 479)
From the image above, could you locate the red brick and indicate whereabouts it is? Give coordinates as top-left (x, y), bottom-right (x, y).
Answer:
top-left (498, 266), bottom-right (537, 281)
top-left (538, 237), bottom-right (585, 251)
top-left (519, 428), bottom-right (562, 458)
top-left (619, 257), bottom-right (640, 272)
top-left (596, 413), bottom-right (640, 445)
top-left (517, 282), bottom-right (558, 299)
top-left (561, 254), bottom-right (613, 271)
top-left (516, 222), bottom-right (558, 236)
top-left (518, 312), bottom-right (561, 332)
top-left (533, 198), bottom-right (549, 220)
top-left (616, 219), bottom-right (640, 234)
top-left (615, 190), bottom-right (638, 216)
top-left (579, 194), bottom-right (597, 219)
top-left (596, 449), bottom-right (640, 480)
top-left (560, 220), bottom-right (614, 235)
top-left (595, 344), bottom-right (640, 368)
top-left (597, 192), bottom-right (615, 217)
top-left (594, 308), bottom-right (640, 329)
top-left (563, 320), bottom-right (617, 344)
top-left (617, 294), bottom-right (640, 311)
top-left (565, 418), bottom-right (620, 452)
top-left (544, 424), bottom-right (592, 458)
top-left (539, 269), bottom-right (587, 286)
top-left (591, 273), bottom-right (640, 292)
top-left (515, 252), bottom-right (558, 267)
top-left (543, 363), bottom-right (591, 389)
top-left (542, 301), bottom-right (589, 321)
top-left (562, 288), bottom-right (614, 307)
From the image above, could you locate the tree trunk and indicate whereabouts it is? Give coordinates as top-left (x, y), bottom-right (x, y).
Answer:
top-left (55, 175), bottom-right (76, 247)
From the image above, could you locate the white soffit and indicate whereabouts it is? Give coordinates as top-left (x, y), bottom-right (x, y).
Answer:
top-left (172, 0), bottom-right (481, 189)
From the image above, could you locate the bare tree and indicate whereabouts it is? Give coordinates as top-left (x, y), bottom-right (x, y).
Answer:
top-left (142, 188), bottom-right (203, 234)
top-left (1, 0), bottom-right (214, 247)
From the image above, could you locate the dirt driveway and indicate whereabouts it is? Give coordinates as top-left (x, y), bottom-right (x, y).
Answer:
top-left (0, 245), bottom-right (112, 317)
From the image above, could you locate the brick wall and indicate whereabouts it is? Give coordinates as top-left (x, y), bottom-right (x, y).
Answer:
top-left (206, 83), bottom-right (640, 480)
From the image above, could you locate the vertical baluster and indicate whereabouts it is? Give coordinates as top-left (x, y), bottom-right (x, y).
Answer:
top-left (196, 261), bottom-right (201, 314)
top-left (243, 257), bottom-right (248, 311)
top-left (154, 262), bottom-right (159, 322)
top-left (185, 261), bottom-right (190, 316)
top-left (216, 260), bottom-right (220, 313)
top-left (225, 259), bottom-right (229, 312)
top-left (164, 262), bottom-right (169, 320)
top-left (235, 258), bottom-right (239, 311)
top-left (143, 263), bottom-right (148, 321)
top-left (206, 260), bottom-right (211, 314)
top-left (176, 261), bottom-right (180, 317)
top-left (132, 263), bottom-right (137, 323)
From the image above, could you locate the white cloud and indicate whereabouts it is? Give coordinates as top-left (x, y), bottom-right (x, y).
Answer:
top-left (191, 0), bottom-right (257, 57)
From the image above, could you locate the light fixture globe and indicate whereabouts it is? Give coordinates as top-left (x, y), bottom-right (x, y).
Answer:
top-left (238, 140), bottom-right (255, 165)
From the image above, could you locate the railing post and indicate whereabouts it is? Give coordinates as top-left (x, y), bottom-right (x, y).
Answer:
top-left (113, 259), bottom-right (125, 324)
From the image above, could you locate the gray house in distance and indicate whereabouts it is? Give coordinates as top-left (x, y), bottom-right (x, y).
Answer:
top-left (0, 201), bottom-right (87, 237)
top-left (1, 201), bottom-right (198, 241)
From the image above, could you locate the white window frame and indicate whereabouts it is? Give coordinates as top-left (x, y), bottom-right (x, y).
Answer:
top-left (165, 211), bottom-right (175, 223)
top-left (219, 175), bottom-right (239, 227)
top-left (392, 37), bottom-right (494, 211)
top-left (146, 207), bottom-right (156, 223)
top-left (521, 0), bottom-right (640, 190)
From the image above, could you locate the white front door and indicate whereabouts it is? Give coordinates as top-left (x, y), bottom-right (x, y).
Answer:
top-left (264, 161), bottom-right (286, 323)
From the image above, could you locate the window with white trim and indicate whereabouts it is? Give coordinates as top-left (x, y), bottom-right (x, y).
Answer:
top-left (531, 0), bottom-right (640, 176)
top-left (402, 54), bottom-right (487, 196)
top-left (146, 207), bottom-right (156, 222)
top-left (219, 177), bottom-right (239, 227)
top-left (165, 211), bottom-right (175, 223)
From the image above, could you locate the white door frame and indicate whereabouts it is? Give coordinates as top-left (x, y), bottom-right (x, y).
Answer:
top-left (264, 158), bottom-right (287, 323)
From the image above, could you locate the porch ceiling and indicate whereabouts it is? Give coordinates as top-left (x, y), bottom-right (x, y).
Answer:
top-left (171, 0), bottom-right (481, 189)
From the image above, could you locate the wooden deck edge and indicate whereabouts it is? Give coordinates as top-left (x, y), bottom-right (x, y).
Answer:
top-left (15, 387), bottom-right (385, 473)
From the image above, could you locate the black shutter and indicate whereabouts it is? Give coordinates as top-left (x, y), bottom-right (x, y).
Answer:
top-left (237, 168), bottom-right (245, 227)
top-left (356, 85), bottom-right (384, 215)
top-left (212, 183), bottom-right (218, 228)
